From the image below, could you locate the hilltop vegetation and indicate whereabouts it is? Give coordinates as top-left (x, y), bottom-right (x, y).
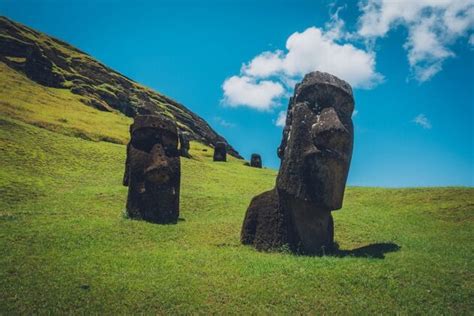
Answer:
top-left (0, 16), bottom-right (241, 156)
top-left (1, 52), bottom-right (473, 313)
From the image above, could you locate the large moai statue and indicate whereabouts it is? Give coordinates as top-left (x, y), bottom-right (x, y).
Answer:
top-left (179, 131), bottom-right (191, 158)
top-left (250, 154), bottom-right (262, 168)
top-left (213, 141), bottom-right (227, 162)
top-left (123, 115), bottom-right (181, 224)
top-left (241, 71), bottom-right (354, 254)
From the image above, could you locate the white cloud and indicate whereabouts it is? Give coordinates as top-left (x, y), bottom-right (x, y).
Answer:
top-left (222, 1), bottom-right (473, 111)
top-left (358, 0), bottom-right (474, 81)
top-left (413, 113), bottom-right (432, 129)
top-left (241, 51), bottom-right (285, 78)
top-left (214, 116), bottom-right (236, 128)
top-left (222, 10), bottom-right (383, 110)
top-left (274, 111), bottom-right (287, 127)
top-left (221, 76), bottom-right (285, 111)
top-left (352, 109), bottom-right (359, 117)
top-left (242, 27), bottom-right (383, 89)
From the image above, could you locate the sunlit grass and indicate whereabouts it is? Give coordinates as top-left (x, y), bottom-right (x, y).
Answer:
top-left (0, 64), bottom-right (473, 314)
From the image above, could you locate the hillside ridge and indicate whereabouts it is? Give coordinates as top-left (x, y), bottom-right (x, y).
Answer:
top-left (0, 16), bottom-right (242, 158)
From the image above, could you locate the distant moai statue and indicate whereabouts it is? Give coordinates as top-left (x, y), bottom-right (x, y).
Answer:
top-left (213, 141), bottom-right (227, 162)
top-left (179, 131), bottom-right (191, 158)
top-left (241, 72), bottom-right (354, 254)
top-left (123, 115), bottom-right (180, 224)
top-left (250, 154), bottom-right (262, 168)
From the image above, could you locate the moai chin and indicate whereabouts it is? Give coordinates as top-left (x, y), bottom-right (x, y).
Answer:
top-left (250, 154), bottom-right (262, 168)
top-left (241, 71), bottom-right (354, 254)
top-left (123, 115), bottom-right (181, 224)
top-left (179, 131), bottom-right (191, 158)
top-left (213, 141), bottom-right (227, 162)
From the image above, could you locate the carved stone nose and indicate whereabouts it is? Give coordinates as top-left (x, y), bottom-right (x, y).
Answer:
top-left (311, 107), bottom-right (349, 159)
top-left (144, 144), bottom-right (171, 184)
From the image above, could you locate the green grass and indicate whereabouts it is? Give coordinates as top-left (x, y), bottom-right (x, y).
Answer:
top-left (1, 64), bottom-right (473, 314)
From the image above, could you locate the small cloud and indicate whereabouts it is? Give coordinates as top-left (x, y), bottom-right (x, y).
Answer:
top-left (274, 111), bottom-right (287, 127)
top-left (413, 113), bottom-right (432, 129)
top-left (221, 76), bottom-right (285, 111)
top-left (358, 0), bottom-right (474, 82)
top-left (214, 116), bottom-right (236, 128)
top-left (352, 109), bottom-right (359, 117)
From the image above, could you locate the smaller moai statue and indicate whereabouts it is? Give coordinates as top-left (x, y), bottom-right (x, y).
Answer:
top-left (250, 154), bottom-right (262, 168)
top-left (213, 141), bottom-right (227, 162)
top-left (179, 131), bottom-right (191, 158)
top-left (123, 115), bottom-right (180, 224)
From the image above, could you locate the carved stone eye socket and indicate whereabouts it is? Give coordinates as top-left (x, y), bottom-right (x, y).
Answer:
top-left (297, 85), bottom-right (354, 120)
top-left (132, 128), bottom-right (163, 152)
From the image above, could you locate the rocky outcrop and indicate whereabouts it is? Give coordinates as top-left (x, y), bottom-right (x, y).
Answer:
top-left (24, 48), bottom-right (65, 87)
top-left (241, 71), bottom-right (354, 254)
top-left (123, 115), bottom-right (180, 224)
top-left (0, 16), bottom-right (242, 158)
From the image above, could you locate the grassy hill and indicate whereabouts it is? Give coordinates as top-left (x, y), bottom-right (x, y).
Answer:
top-left (0, 16), bottom-right (241, 157)
top-left (1, 45), bottom-right (473, 314)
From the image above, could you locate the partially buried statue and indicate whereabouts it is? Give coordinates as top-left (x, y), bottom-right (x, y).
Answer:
top-left (179, 131), bottom-right (191, 158)
top-left (123, 115), bottom-right (180, 224)
top-left (241, 71), bottom-right (354, 254)
top-left (213, 141), bottom-right (227, 162)
top-left (250, 154), bottom-right (262, 168)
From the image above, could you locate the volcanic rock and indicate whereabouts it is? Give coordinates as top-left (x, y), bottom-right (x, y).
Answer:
top-left (241, 71), bottom-right (354, 254)
top-left (123, 115), bottom-right (180, 224)
top-left (250, 154), bottom-right (262, 168)
top-left (213, 142), bottom-right (227, 162)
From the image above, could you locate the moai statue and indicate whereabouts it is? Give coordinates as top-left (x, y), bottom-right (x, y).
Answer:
top-left (213, 141), bottom-right (227, 162)
top-left (123, 115), bottom-right (180, 224)
top-left (241, 71), bottom-right (354, 254)
top-left (250, 154), bottom-right (262, 168)
top-left (179, 131), bottom-right (191, 158)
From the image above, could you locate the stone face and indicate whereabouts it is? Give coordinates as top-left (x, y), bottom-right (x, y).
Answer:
top-left (241, 71), bottom-right (353, 254)
top-left (179, 131), bottom-right (191, 158)
top-left (213, 141), bottom-right (227, 162)
top-left (123, 115), bottom-right (180, 224)
top-left (250, 154), bottom-right (262, 168)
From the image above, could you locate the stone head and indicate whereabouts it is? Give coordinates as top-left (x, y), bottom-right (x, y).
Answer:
top-left (276, 72), bottom-right (354, 210)
top-left (250, 153), bottom-right (262, 168)
top-left (213, 141), bottom-right (227, 161)
top-left (130, 115), bottom-right (179, 184)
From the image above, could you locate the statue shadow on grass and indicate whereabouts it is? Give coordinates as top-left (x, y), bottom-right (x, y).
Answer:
top-left (330, 242), bottom-right (401, 259)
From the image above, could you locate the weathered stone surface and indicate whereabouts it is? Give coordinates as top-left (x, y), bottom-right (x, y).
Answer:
top-left (241, 71), bottom-right (353, 254)
top-left (179, 131), bottom-right (191, 158)
top-left (123, 115), bottom-right (180, 224)
top-left (250, 154), bottom-right (262, 168)
top-left (25, 48), bottom-right (65, 88)
top-left (213, 141), bottom-right (227, 162)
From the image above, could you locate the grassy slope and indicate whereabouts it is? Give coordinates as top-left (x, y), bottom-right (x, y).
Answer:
top-left (1, 63), bottom-right (473, 314)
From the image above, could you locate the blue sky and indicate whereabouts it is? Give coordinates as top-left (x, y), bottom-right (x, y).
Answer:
top-left (2, 0), bottom-right (473, 187)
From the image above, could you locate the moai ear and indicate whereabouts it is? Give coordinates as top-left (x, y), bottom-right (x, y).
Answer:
top-left (123, 143), bottom-right (130, 186)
